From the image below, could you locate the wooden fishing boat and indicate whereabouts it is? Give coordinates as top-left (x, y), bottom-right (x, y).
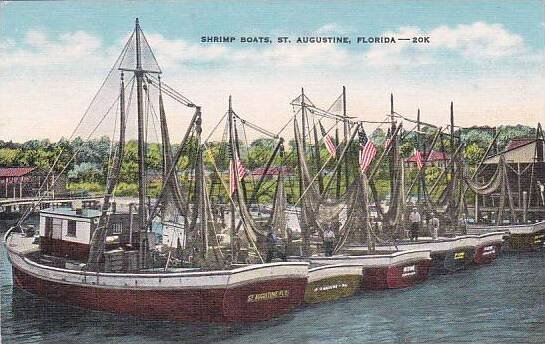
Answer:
top-left (467, 221), bottom-right (545, 251)
top-left (473, 232), bottom-right (504, 264)
top-left (3, 19), bottom-right (309, 323)
top-left (344, 236), bottom-right (478, 274)
top-left (5, 227), bottom-right (308, 322)
top-left (306, 250), bottom-right (431, 290)
top-left (302, 264), bottom-right (362, 304)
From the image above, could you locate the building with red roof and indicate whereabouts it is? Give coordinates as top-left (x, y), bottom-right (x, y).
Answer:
top-left (405, 150), bottom-right (449, 168)
top-left (0, 167), bottom-right (66, 198)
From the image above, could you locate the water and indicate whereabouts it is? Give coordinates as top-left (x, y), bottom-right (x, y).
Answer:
top-left (1, 225), bottom-right (544, 344)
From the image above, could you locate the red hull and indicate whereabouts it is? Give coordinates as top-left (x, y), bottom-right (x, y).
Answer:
top-left (474, 243), bottom-right (501, 265)
top-left (362, 260), bottom-right (431, 290)
top-left (223, 278), bottom-right (306, 322)
top-left (12, 267), bottom-right (306, 323)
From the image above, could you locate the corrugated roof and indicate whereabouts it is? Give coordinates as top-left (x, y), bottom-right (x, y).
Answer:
top-left (0, 167), bottom-right (37, 178)
top-left (505, 139), bottom-right (535, 151)
top-left (484, 138), bottom-right (543, 161)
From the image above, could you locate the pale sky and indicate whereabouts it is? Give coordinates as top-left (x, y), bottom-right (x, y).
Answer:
top-left (1, 1), bottom-right (544, 142)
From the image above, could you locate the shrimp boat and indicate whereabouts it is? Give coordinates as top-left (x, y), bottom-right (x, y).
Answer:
top-left (306, 250), bottom-right (431, 290)
top-left (287, 91), bottom-right (432, 301)
top-left (345, 232), bottom-right (504, 274)
top-left (4, 19), bottom-right (308, 323)
top-left (345, 237), bottom-right (477, 274)
top-left (467, 221), bottom-right (545, 251)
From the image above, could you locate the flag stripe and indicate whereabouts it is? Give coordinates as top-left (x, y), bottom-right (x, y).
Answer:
top-left (415, 149), bottom-right (424, 169)
top-left (319, 121), bottom-right (336, 158)
top-left (359, 141), bottom-right (377, 173)
top-left (384, 137), bottom-right (392, 149)
top-left (229, 151), bottom-right (246, 194)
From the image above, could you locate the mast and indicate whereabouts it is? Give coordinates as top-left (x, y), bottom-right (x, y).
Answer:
top-left (450, 102), bottom-right (455, 178)
top-left (389, 93), bottom-right (397, 202)
top-left (417, 108), bottom-right (422, 204)
top-left (233, 113), bottom-right (249, 203)
top-left (335, 127), bottom-right (341, 198)
top-left (135, 18), bottom-right (147, 234)
top-left (313, 120), bottom-right (324, 193)
top-left (228, 96), bottom-right (236, 254)
top-left (299, 88), bottom-right (309, 255)
top-left (301, 88), bottom-right (307, 152)
top-left (343, 86), bottom-right (349, 191)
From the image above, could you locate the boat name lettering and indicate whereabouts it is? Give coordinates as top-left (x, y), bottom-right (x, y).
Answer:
top-left (314, 283), bottom-right (349, 292)
top-left (454, 252), bottom-right (465, 260)
top-left (482, 246), bottom-right (495, 255)
top-left (247, 290), bottom-right (289, 303)
top-left (402, 265), bottom-right (416, 277)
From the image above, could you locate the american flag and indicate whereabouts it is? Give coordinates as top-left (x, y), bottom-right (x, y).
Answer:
top-left (319, 121), bottom-right (336, 158)
top-left (414, 149), bottom-right (424, 170)
top-left (384, 137), bottom-right (392, 149)
top-left (229, 151), bottom-right (246, 194)
top-left (359, 140), bottom-right (377, 173)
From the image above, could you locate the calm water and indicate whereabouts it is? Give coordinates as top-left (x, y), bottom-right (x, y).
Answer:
top-left (1, 224), bottom-right (544, 344)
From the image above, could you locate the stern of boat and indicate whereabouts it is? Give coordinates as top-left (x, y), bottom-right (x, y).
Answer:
top-left (221, 262), bottom-right (308, 322)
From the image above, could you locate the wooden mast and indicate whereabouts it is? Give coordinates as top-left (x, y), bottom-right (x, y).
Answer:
top-left (228, 96), bottom-right (236, 256)
top-left (335, 127), bottom-right (341, 198)
top-left (389, 93), bottom-right (396, 204)
top-left (343, 86), bottom-right (348, 191)
top-left (135, 18), bottom-right (147, 233)
top-left (313, 118), bottom-right (324, 193)
top-left (299, 88), bottom-right (310, 256)
top-left (417, 108), bottom-right (422, 204)
top-left (301, 88), bottom-right (307, 151)
top-left (450, 102), bottom-right (455, 178)
top-left (133, 18), bottom-right (150, 268)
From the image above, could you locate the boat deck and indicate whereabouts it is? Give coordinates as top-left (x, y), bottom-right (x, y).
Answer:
top-left (4, 231), bottom-right (40, 256)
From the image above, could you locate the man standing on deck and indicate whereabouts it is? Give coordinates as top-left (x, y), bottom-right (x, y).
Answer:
top-left (538, 181), bottom-right (545, 206)
top-left (430, 213), bottom-right (440, 240)
top-left (409, 207), bottom-right (421, 241)
top-left (323, 225), bottom-right (336, 257)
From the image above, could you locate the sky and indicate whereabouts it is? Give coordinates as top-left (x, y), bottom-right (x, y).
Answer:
top-left (1, 1), bottom-right (544, 142)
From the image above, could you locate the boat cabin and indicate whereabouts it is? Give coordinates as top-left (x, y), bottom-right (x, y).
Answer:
top-left (162, 221), bottom-right (186, 249)
top-left (39, 205), bottom-right (137, 261)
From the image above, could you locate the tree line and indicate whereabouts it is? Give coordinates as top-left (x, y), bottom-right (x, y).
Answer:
top-left (0, 124), bottom-right (536, 198)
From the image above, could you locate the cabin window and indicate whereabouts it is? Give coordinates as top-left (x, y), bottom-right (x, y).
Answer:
top-left (112, 223), bottom-right (123, 234)
top-left (67, 220), bottom-right (77, 237)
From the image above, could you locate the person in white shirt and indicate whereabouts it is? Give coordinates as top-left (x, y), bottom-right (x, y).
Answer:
top-left (538, 181), bottom-right (545, 206)
top-left (409, 207), bottom-right (421, 241)
top-left (323, 225), bottom-right (336, 257)
top-left (430, 213), bottom-right (440, 240)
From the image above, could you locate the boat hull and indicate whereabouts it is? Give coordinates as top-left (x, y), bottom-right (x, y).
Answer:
top-left (304, 265), bottom-right (362, 304)
top-left (468, 221), bottom-right (545, 251)
top-left (11, 264), bottom-right (307, 323)
top-left (362, 259), bottom-right (431, 290)
top-left (4, 228), bottom-right (308, 324)
top-left (473, 232), bottom-right (504, 264)
top-left (12, 266), bottom-right (227, 322)
top-left (508, 230), bottom-right (545, 251)
top-left (222, 277), bottom-right (307, 322)
top-left (474, 243), bottom-right (501, 264)
top-left (441, 247), bottom-right (476, 273)
top-left (348, 237), bottom-right (479, 275)
top-left (307, 250), bottom-right (432, 290)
